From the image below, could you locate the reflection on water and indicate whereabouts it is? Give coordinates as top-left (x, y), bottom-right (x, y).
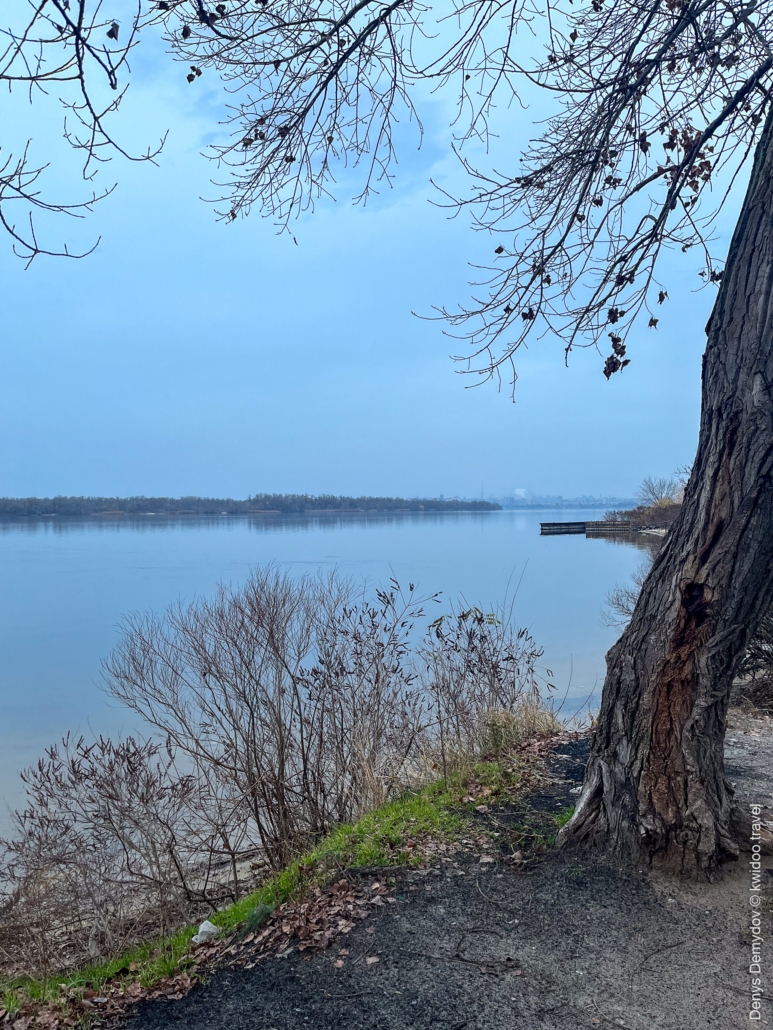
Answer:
top-left (0, 510), bottom-right (644, 815)
top-left (0, 511), bottom-right (488, 536)
top-left (591, 530), bottom-right (662, 557)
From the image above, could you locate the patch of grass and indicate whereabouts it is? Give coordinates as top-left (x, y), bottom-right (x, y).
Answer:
top-left (314, 788), bottom-right (465, 868)
top-left (0, 748), bottom-right (546, 1016)
top-left (2, 985), bottom-right (21, 1014)
top-left (444, 758), bottom-right (524, 798)
top-left (553, 807), bottom-right (575, 831)
top-left (500, 804), bottom-right (576, 858)
top-left (214, 783), bottom-right (468, 941)
top-left (0, 925), bottom-right (199, 1014)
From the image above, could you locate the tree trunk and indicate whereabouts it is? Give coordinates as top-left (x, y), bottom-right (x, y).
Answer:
top-left (558, 108), bottom-right (773, 875)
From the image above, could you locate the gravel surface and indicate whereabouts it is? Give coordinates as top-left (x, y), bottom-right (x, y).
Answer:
top-left (726, 709), bottom-right (773, 808)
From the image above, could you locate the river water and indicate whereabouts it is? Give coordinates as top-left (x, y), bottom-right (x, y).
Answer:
top-left (0, 509), bottom-right (650, 818)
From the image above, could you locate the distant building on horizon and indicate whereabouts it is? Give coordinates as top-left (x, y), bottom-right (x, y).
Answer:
top-left (489, 493), bottom-right (637, 510)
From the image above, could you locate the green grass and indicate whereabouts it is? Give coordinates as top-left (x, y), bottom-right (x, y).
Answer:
top-left (215, 784), bottom-right (468, 933)
top-left (0, 924), bottom-right (202, 1012)
top-left (554, 807), bottom-right (575, 831)
top-left (0, 754), bottom-right (548, 1017)
top-left (503, 804), bottom-right (576, 857)
top-left (2, 985), bottom-right (22, 1015)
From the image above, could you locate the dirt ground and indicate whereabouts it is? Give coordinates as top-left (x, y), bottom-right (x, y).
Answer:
top-left (125, 731), bottom-right (772, 1030)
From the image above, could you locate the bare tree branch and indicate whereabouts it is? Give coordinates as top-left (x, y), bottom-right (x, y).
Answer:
top-left (4, 0), bottom-right (773, 376)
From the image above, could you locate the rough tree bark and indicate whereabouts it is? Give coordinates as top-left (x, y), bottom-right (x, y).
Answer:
top-left (558, 107), bottom-right (773, 875)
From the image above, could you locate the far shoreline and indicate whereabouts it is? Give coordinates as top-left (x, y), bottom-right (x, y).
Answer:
top-left (0, 505), bottom-right (630, 519)
top-left (0, 494), bottom-right (501, 518)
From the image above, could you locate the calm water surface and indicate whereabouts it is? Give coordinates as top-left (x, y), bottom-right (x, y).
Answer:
top-left (0, 510), bottom-right (649, 816)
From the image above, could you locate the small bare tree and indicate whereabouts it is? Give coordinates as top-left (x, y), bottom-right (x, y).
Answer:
top-left (636, 476), bottom-right (679, 508)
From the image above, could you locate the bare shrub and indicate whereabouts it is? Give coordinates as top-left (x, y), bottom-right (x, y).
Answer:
top-left (1, 568), bottom-right (553, 977)
top-left (0, 736), bottom-right (197, 977)
top-left (604, 563), bottom-right (652, 628)
top-left (735, 611), bottom-right (773, 708)
top-left (102, 569), bottom-right (430, 870)
top-left (421, 603), bottom-right (550, 780)
top-left (740, 611), bottom-right (773, 682)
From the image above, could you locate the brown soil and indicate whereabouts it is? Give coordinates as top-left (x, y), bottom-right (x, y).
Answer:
top-left (122, 728), bottom-right (771, 1030)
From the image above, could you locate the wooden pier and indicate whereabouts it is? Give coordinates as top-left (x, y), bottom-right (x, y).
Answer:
top-left (540, 521), bottom-right (587, 535)
top-left (540, 520), bottom-right (634, 536)
top-left (585, 520), bottom-right (633, 534)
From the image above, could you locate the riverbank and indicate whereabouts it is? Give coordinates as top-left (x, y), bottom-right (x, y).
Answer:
top-left (0, 732), bottom-right (567, 1022)
top-left (104, 714), bottom-right (773, 1030)
top-left (3, 717), bottom-right (768, 1029)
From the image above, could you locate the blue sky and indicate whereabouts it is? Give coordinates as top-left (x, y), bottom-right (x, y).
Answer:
top-left (0, 29), bottom-right (735, 500)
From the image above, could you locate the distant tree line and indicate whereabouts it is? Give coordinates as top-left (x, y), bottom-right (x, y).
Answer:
top-left (0, 495), bottom-right (501, 516)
